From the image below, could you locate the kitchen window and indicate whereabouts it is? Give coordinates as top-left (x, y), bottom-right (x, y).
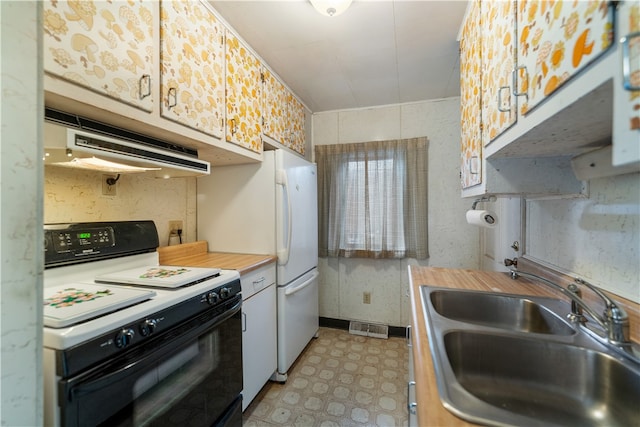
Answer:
top-left (315, 137), bottom-right (429, 259)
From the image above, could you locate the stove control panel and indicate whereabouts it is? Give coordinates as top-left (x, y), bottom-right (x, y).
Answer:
top-left (44, 221), bottom-right (159, 268)
top-left (50, 226), bottom-right (115, 253)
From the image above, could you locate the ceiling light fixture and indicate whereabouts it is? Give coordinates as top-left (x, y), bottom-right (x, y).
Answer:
top-left (310, 0), bottom-right (353, 17)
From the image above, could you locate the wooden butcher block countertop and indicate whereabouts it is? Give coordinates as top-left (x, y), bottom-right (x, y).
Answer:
top-left (409, 261), bottom-right (639, 427)
top-left (157, 241), bottom-right (276, 275)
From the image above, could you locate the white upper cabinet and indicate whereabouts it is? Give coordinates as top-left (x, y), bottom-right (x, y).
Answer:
top-left (43, 0), bottom-right (155, 112)
top-left (159, 0), bottom-right (225, 139)
top-left (613, 1), bottom-right (640, 166)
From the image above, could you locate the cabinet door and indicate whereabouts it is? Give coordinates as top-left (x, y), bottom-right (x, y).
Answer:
top-left (613, 1), bottom-right (640, 166)
top-left (225, 31), bottom-right (263, 153)
top-left (482, 0), bottom-right (517, 144)
top-left (159, 0), bottom-right (224, 139)
top-left (43, 0), bottom-right (155, 112)
top-left (287, 94), bottom-right (306, 155)
top-left (460, 0), bottom-right (483, 189)
top-left (242, 284), bottom-right (277, 411)
top-left (407, 324), bottom-right (418, 427)
top-left (517, 0), bottom-right (615, 113)
top-left (263, 68), bottom-right (287, 144)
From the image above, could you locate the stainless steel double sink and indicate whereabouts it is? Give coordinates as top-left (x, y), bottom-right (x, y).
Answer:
top-left (420, 286), bottom-right (640, 427)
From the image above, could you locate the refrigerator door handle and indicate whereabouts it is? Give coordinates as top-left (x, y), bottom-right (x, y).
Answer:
top-left (276, 168), bottom-right (292, 266)
top-left (284, 271), bottom-right (319, 296)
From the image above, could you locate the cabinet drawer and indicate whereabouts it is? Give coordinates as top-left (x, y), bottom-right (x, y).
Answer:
top-left (241, 265), bottom-right (276, 300)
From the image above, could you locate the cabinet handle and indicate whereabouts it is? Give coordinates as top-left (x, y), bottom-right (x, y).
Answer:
top-left (229, 118), bottom-right (237, 135)
top-left (621, 31), bottom-right (640, 91)
top-left (407, 381), bottom-right (417, 415)
top-left (253, 276), bottom-right (266, 286)
top-left (242, 311), bottom-right (247, 332)
top-left (139, 74), bottom-right (151, 100)
top-left (167, 87), bottom-right (177, 110)
top-left (406, 325), bottom-right (412, 347)
top-left (497, 86), bottom-right (511, 112)
top-left (469, 155), bottom-right (479, 175)
top-left (512, 66), bottom-right (529, 98)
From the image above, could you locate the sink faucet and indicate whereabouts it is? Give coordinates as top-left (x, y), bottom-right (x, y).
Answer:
top-left (504, 258), bottom-right (632, 348)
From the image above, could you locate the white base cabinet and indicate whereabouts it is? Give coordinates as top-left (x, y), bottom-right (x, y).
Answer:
top-left (241, 265), bottom-right (277, 411)
top-left (407, 325), bottom-right (418, 427)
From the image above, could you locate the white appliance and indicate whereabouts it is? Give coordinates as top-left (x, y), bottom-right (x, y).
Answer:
top-left (197, 149), bottom-right (319, 380)
top-left (44, 108), bottom-right (211, 178)
top-left (43, 221), bottom-right (243, 426)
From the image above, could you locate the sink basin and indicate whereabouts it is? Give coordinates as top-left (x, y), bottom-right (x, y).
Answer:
top-left (420, 286), bottom-right (640, 427)
top-left (444, 331), bottom-right (640, 426)
top-left (429, 289), bottom-right (575, 335)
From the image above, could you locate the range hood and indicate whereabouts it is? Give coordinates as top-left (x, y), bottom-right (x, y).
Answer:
top-left (44, 109), bottom-right (210, 178)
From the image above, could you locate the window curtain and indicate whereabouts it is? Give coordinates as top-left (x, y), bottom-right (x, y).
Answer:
top-left (316, 137), bottom-right (429, 259)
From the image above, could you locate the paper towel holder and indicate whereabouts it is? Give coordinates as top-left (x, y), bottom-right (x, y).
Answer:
top-left (471, 195), bottom-right (496, 210)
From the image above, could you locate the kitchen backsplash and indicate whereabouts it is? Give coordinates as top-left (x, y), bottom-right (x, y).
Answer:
top-left (526, 172), bottom-right (640, 303)
top-left (44, 166), bottom-right (197, 247)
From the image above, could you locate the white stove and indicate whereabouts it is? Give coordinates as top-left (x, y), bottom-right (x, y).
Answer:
top-left (44, 248), bottom-right (239, 349)
top-left (43, 221), bottom-right (243, 427)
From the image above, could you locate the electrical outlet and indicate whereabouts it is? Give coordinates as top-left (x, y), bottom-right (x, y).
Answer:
top-left (102, 175), bottom-right (117, 196)
top-left (363, 292), bottom-right (371, 304)
top-left (168, 220), bottom-right (183, 233)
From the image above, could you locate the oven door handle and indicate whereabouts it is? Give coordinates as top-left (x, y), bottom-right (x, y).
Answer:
top-left (62, 299), bottom-right (241, 402)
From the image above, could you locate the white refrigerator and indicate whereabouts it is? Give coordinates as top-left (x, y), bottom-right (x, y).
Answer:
top-left (197, 149), bottom-right (319, 381)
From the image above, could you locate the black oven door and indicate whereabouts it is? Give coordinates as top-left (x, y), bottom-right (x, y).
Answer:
top-left (59, 298), bottom-right (242, 427)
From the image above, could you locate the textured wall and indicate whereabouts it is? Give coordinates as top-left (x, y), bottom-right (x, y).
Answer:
top-left (44, 167), bottom-right (197, 248)
top-left (312, 97), bottom-right (480, 327)
top-left (525, 172), bottom-right (640, 302)
top-left (1, 2), bottom-right (43, 424)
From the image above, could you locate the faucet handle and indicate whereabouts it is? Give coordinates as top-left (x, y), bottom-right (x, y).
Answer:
top-left (574, 277), bottom-right (630, 344)
top-left (606, 305), bottom-right (631, 345)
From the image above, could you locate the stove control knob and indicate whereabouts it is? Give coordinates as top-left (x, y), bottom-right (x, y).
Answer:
top-left (220, 287), bottom-right (230, 299)
top-left (115, 328), bottom-right (135, 348)
top-left (139, 319), bottom-right (157, 337)
top-left (207, 291), bottom-right (219, 305)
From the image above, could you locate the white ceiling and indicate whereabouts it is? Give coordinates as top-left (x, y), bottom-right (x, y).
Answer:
top-left (209, 0), bottom-right (469, 113)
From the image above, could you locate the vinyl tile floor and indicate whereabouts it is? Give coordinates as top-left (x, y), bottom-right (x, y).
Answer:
top-left (242, 327), bottom-right (409, 427)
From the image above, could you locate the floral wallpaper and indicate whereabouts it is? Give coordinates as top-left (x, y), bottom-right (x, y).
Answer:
top-left (160, 0), bottom-right (225, 138)
top-left (43, 0), bottom-right (155, 111)
top-left (263, 68), bottom-right (307, 155)
top-left (460, 0), bottom-right (482, 189)
top-left (263, 68), bottom-right (287, 144)
top-left (625, 3), bottom-right (640, 131)
top-left (225, 30), bottom-right (263, 153)
top-left (482, 0), bottom-right (516, 144)
top-left (288, 93), bottom-right (306, 155)
top-left (518, 0), bottom-right (614, 113)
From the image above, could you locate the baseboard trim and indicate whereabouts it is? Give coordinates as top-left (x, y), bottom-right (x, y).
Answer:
top-left (319, 317), bottom-right (406, 338)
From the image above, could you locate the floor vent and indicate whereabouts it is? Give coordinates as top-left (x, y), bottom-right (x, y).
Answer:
top-left (348, 321), bottom-right (389, 339)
